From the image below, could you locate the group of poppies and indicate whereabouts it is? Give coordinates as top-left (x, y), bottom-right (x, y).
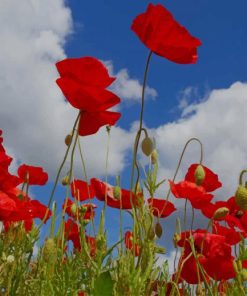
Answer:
top-left (0, 130), bottom-right (51, 231)
top-left (1, 1), bottom-right (244, 292)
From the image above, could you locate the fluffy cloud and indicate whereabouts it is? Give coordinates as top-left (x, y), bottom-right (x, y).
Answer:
top-left (105, 61), bottom-right (157, 103)
top-left (150, 82), bottom-right (247, 205)
top-left (0, 0), bottom-right (140, 179)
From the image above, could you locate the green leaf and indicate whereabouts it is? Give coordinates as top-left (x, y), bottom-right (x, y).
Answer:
top-left (93, 271), bottom-right (114, 296)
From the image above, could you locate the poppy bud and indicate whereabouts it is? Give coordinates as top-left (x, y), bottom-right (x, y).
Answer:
top-left (147, 227), bottom-right (156, 240)
top-left (70, 203), bottom-right (77, 216)
top-left (235, 185), bottom-right (247, 210)
top-left (155, 222), bottom-right (163, 238)
top-left (61, 175), bottom-right (70, 186)
top-left (113, 186), bottom-right (121, 200)
top-left (43, 238), bottom-right (57, 263)
top-left (64, 134), bottom-right (72, 146)
top-left (194, 165), bottom-right (205, 185)
top-left (240, 269), bottom-right (247, 281)
top-left (141, 137), bottom-right (153, 156)
top-left (213, 207), bottom-right (229, 219)
top-left (151, 149), bottom-right (158, 164)
top-left (173, 233), bottom-right (181, 248)
top-left (154, 245), bottom-right (166, 254)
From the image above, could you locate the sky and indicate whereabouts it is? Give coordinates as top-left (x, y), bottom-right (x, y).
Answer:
top-left (1, 0), bottom-right (247, 268)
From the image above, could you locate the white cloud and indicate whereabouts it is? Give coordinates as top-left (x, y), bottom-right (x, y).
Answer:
top-left (150, 82), bottom-right (247, 205)
top-left (105, 61), bottom-right (158, 103)
top-left (0, 0), bottom-right (136, 180)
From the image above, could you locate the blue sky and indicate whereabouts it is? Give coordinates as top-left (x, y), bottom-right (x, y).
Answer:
top-left (1, 0), bottom-right (247, 267)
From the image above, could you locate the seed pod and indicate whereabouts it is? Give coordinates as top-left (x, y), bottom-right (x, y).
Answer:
top-left (70, 203), bottom-right (77, 215)
top-left (64, 134), bottom-right (72, 146)
top-left (213, 207), bottom-right (229, 219)
top-left (147, 227), bottom-right (156, 240)
top-left (155, 222), bottom-right (163, 238)
top-left (141, 137), bottom-right (153, 156)
top-left (235, 185), bottom-right (247, 210)
top-left (240, 269), bottom-right (247, 281)
top-left (113, 186), bottom-right (121, 200)
top-left (61, 175), bottom-right (70, 186)
top-left (194, 164), bottom-right (205, 185)
top-left (151, 149), bottom-right (158, 164)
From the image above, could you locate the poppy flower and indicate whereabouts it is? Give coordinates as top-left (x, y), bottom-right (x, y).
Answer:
top-left (71, 179), bottom-right (95, 201)
top-left (212, 222), bottom-right (246, 245)
top-left (200, 200), bottom-right (229, 220)
top-left (147, 198), bottom-right (176, 218)
top-left (124, 231), bottom-right (140, 256)
top-left (131, 4), bottom-right (201, 64)
top-left (185, 164), bottom-right (222, 192)
top-left (169, 180), bottom-right (213, 209)
top-left (56, 57), bottom-right (121, 136)
top-left (0, 191), bottom-right (17, 220)
top-left (224, 197), bottom-right (247, 232)
top-left (177, 230), bottom-right (236, 283)
top-left (63, 199), bottom-right (96, 220)
top-left (18, 164), bottom-right (48, 186)
top-left (91, 178), bottom-right (143, 209)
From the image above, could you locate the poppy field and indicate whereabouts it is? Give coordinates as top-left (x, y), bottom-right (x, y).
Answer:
top-left (1, 3), bottom-right (247, 296)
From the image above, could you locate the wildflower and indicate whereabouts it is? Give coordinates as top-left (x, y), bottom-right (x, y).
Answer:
top-left (131, 4), bottom-right (201, 64)
top-left (147, 198), bottom-right (176, 218)
top-left (18, 164), bottom-right (48, 185)
top-left (56, 57), bottom-right (121, 136)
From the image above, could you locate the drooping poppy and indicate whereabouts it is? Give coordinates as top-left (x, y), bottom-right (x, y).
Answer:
top-left (56, 57), bottom-right (121, 136)
top-left (147, 197), bottom-right (176, 218)
top-left (185, 163), bottom-right (222, 192)
top-left (131, 4), bottom-right (201, 64)
top-left (18, 164), bottom-right (48, 186)
top-left (91, 178), bottom-right (143, 210)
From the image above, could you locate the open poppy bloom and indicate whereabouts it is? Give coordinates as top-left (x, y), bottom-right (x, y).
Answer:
top-left (18, 164), bottom-right (48, 186)
top-left (147, 197), bottom-right (176, 218)
top-left (56, 57), bottom-right (121, 136)
top-left (91, 178), bottom-right (143, 209)
top-left (212, 222), bottom-right (246, 245)
top-left (177, 230), bottom-right (236, 283)
top-left (131, 4), bottom-right (202, 64)
top-left (71, 179), bottom-right (95, 201)
top-left (169, 180), bottom-right (213, 209)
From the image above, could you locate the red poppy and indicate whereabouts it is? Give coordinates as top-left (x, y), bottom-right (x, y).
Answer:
top-left (71, 179), bottom-right (95, 201)
top-left (63, 199), bottom-right (96, 220)
top-left (124, 231), bottom-right (140, 256)
top-left (91, 178), bottom-right (143, 209)
top-left (147, 198), bottom-right (176, 218)
top-left (0, 191), bottom-right (17, 220)
top-left (200, 200), bottom-right (229, 220)
top-left (169, 180), bottom-right (213, 209)
top-left (185, 164), bottom-right (222, 192)
top-left (56, 57), bottom-right (121, 136)
top-left (212, 222), bottom-right (246, 245)
top-left (18, 164), bottom-right (48, 185)
top-left (177, 230), bottom-right (235, 283)
top-left (64, 219), bottom-right (96, 255)
top-left (131, 4), bottom-right (201, 64)
top-left (224, 197), bottom-right (247, 232)
top-left (0, 167), bottom-right (21, 192)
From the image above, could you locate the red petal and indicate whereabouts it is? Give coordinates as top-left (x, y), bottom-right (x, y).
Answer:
top-left (147, 198), bottom-right (176, 218)
top-left (56, 57), bottom-right (115, 88)
top-left (18, 164), bottom-right (48, 186)
top-left (78, 111), bottom-right (121, 136)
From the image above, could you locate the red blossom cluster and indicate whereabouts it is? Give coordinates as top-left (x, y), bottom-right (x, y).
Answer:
top-left (169, 163), bottom-right (247, 284)
top-left (0, 130), bottom-right (51, 231)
